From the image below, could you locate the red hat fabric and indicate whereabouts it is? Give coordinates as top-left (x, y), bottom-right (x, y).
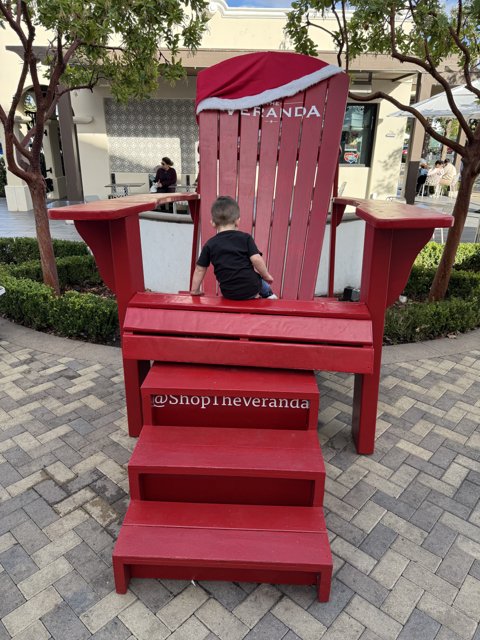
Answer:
top-left (196, 51), bottom-right (344, 115)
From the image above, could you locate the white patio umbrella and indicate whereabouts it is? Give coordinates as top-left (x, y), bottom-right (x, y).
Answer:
top-left (390, 80), bottom-right (480, 118)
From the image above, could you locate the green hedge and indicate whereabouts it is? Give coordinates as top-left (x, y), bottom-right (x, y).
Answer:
top-left (0, 239), bottom-right (118, 344)
top-left (5, 255), bottom-right (102, 287)
top-left (0, 237), bottom-right (89, 264)
top-left (384, 242), bottom-right (480, 344)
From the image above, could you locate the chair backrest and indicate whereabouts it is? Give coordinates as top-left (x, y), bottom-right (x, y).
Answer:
top-left (195, 52), bottom-right (349, 300)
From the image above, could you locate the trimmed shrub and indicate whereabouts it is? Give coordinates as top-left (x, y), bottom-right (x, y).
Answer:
top-left (6, 255), bottom-right (102, 288)
top-left (51, 292), bottom-right (118, 342)
top-left (0, 237), bottom-right (89, 264)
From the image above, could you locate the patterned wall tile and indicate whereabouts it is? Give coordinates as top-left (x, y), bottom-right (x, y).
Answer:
top-left (104, 98), bottom-right (198, 175)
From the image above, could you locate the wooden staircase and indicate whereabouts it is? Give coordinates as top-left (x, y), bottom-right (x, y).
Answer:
top-left (113, 364), bottom-right (333, 601)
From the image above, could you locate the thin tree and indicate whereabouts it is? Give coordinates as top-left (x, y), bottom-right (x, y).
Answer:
top-left (286, 0), bottom-right (480, 301)
top-left (0, 0), bottom-right (208, 294)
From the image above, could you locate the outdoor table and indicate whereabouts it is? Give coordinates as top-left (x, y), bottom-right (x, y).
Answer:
top-left (105, 182), bottom-right (145, 197)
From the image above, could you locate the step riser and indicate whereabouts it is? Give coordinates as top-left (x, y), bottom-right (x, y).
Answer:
top-left (113, 560), bottom-right (331, 602)
top-left (144, 399), bottom-right (315, 430)
top-left (129, 473), bottom-right (324, 506)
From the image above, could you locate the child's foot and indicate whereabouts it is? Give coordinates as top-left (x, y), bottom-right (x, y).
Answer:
top-left (267, 294), bottom-right (278, 299)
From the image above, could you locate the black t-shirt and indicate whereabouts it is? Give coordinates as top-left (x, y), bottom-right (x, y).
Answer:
top-left (197, 230), bottom-right (262, 300)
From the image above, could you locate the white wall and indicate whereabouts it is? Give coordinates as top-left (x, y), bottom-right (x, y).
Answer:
top-left (140, 216), bottom-right (364, 296)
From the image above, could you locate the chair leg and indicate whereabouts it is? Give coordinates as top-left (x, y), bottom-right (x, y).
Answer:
top-left (317, 565), bottom-right (333, 602)
top-left (351, 369), bottom-right (381, 455)
top-left (123, 358), bottom-right (151, 437)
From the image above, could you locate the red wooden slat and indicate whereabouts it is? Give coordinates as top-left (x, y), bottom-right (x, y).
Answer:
top-left (300, 74), bottom-right (350, 299)
top-left (114, 524), bottom-right (331, 571)
top-left (129, 292), bottom-right (372, 319)
top-left (122, 334), bottom-right (375, 373)
top-left (253, 104), bottom-right (281, 255)
top-left (283, 83), bottom-right (328, 299)
top-left (198, 111), bottom-right (219, 294)
top-left (334, 198), bottom-right (455, 229)
top-left (267, 93), bottom-right (305, 294)
top-left (237, 109), bottom-right (261, 233)
top-left (218, 111), bottom-right (239, 198)
top-left (123, 500), bottom-right (327, 532)
top-left (123, 308), bottom-right (373, 345)
top-left (142, 363), bottom-right (319, 397)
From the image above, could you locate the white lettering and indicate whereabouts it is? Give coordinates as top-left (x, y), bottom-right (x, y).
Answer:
top-left (241, 109), bottom-right (250, 116)
top-left (301, 400), bottom-right (310, 409)
top-left (290, 399), bottom-right (300, 409)
top-left (262, 398), bottom-right (268, 408)
top-left (278, 399), bottom-right (289, 409)
top-left (295, 106), bottom-right (306, 117)
top-left (282, 107), bottom-right (292, 117)
top-left (265, 107), bottom-right (277, 118)
top-left (179, 395), bottom-right (189, 405)
top-left (252, 398), bottom-right (261, 407)
top-left (213, 396), bottom-right (219, 406)
top-left (253, 106), bottom-right (261, 117)
top-left (243, 397), bottom-right (252, 407)
top-left (152, 394), bottom-right (310, 410)
top-left (223, 397), bottom-right (233, 407)
top-left (233, 397), bottom-right (241, 407)
top-left (201, 396), bottom-right (210, 409)
top-left (169, 395), bottom-right (179, 405)
top-left (190, 396), bottom-right (200, 406)
top-left (307, 105), bottom-right (321, 118)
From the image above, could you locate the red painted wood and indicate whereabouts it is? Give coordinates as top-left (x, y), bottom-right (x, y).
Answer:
top-left (299, 74), bottom-right (350, 300)
top-left (122, 333), bottom-right (375, 373)
top-left (219, 111), bottom-right (239, 198)
top-left (142, 363), bottom-right (318, 429)
top-left (113, 501), bottom-right (332, 599)
top-left (237, 108), bottom-right (261, 232)
top-left (253, 101), bottom-right (281, 255)
top-left (74, 220), bottom-right (115, 292)
top-left (267, 94), bottom-right (305, 290)
top-left (123, 308), bottom-right (373, 345)
top-left (198, 111), bottom-right (220, 295)
top-left (137, 474), bottom-right (315, 506)
top-left (334, 197), bottom-right (454, 229)
top-left (49, 193), bottom-right (199, 221)
top-left (129, 292), bottom-right (372, 319)
top-left (283, 82), bottom-right (327, 299)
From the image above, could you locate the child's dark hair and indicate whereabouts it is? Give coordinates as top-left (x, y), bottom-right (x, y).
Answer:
top-left (211, 196), bottom-right (240, 226)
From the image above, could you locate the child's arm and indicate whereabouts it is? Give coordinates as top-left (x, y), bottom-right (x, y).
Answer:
top-left (250, 254), bottom-right (273, 283)
top-left (190, 265), bottom-right (208, 294)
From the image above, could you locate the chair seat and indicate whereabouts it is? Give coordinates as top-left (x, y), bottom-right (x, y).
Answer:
top-left (122, 293), bottom-right (375, 374)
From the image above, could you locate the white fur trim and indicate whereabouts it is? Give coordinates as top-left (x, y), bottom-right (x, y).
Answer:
top-left (196, 64), bottom-right (344, 114)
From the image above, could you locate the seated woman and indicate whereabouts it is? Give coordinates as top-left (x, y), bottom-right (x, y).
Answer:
top-left (424, 161), bottom-right (444, 196)
top-left (154, 157), bottom-right (177, 211)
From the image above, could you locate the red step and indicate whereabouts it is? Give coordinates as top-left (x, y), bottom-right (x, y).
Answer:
top-left (113, 500), bottom-right (333, 601)
top-left (128, 424), bottom-right (325, 506)
top-left (141, 363), bottom-right (319, 432)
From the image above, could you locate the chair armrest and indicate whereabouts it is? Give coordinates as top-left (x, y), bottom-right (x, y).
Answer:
top-left (48, 193), bottom-right (200, 221)
top-left (333, 197), bottom-right (453, 230)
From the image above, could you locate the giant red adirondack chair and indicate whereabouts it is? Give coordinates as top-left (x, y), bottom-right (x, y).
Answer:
top-left (50, 51), bottom-right (453, 601)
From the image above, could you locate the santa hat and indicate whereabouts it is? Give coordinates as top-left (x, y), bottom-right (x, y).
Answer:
top-left (196, 51), bottom-right (344, 115)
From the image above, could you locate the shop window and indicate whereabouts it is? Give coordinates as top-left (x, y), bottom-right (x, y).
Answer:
top-left (340, 104), bottom-right (377, 166)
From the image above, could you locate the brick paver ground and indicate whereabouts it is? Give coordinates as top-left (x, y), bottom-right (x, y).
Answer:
top-left (0, 317), bottom-right (479, 640)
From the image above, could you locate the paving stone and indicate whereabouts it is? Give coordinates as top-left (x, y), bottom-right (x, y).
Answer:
top-left (41, 602), bottom-right (90, 640)
top-left (23, 497), bottom-right (59, 528)
top-left (0, 572), bottom-right (26, 618)
top-left (271, 596), bottom-right (326, 640)
top-left (453, 575), bottom-right (480, 620)
top-left (359, 523), bottom-right (398, 560)
top-left (2, 585), bottom-right (62, 637)
top-left (12, 518), bottom-right (50, 554)
top-left (79, 589), bottom-right (136, 634)
top-left (89, 618), bottom-right (132, 640)
top-left (118, 600), bottom-right (169, 639)
top-left (54, 570), bottom-right (101, 614)
top-left (409, 501), bottom-right (444, 532)
top-left (336, 563), bottom-right (388, 607)
top-left (326, 513), bottom-right (367, 546)
top-left (308, 578), bottom-right (354, 627)
top-left (346, 594), bottom-right (402, 640)
top-left (381, 576), bottom-right (424, 625)
top-left (243, 612), bottom-right (289, 639)
top-left (421, 521), bottom-right (457, 556)
top-left (200, 580), bottom-right (248, 611)
top-left (0, 543), bottom-right (38, 582)
top-left (397, 608), bottom-right (441, 640)
top-left (158, 584), bottom-right (209, 631)
top-left (34, 479), bottom-right (68, 505)
top-left (233, 584), bottom-right (281, 628)
top-left (417, 591), bottom-right (478, 640)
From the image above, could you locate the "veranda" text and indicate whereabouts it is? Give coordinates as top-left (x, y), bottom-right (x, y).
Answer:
top-left (152, 395), bottom-right (310, 410)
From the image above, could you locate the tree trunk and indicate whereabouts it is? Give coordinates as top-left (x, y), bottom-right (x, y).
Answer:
top-left (428, 167), bottom-right (477, 301)
top-left (29, 175), bottom-right (61, 295)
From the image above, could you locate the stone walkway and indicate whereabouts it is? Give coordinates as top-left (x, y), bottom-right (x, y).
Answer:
top-left (0, 318), bottom-right (479, 639)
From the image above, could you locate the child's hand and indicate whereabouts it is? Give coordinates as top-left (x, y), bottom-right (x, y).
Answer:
top-left (264, 273), bottom-right (274, 283)
top-left (189, 290), bottom-right (203, 295)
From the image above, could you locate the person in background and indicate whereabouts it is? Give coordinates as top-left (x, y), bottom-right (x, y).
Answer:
top-left (424, 160), bottom-right (444, 196)
top-left (416, 159), bottom-right (429, 195)
top-left (154, 157), bottom-right (177, 212)
top-left (439, 158), bottom-right (457, 193)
